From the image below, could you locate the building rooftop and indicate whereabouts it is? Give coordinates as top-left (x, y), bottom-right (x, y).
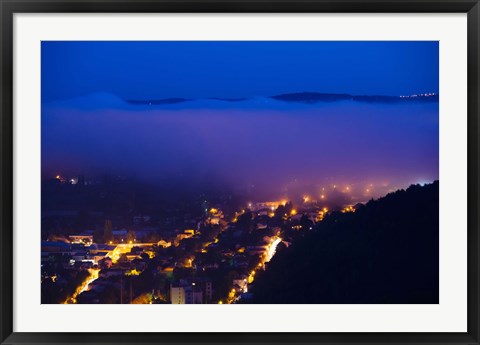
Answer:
top-left (89, 251), bottom-right (109, 257)
top-left (88, 244), bottom-right (116, 251)
top-left (41, 241), bottom-right (71, 248)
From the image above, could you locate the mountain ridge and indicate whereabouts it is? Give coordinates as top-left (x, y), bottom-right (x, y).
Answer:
top-left (249, 181), bottom-right (439, 304)
top-left (43, 91), bottom-right (439, 110)
top-left (126, 91), bottom-right (439, 106)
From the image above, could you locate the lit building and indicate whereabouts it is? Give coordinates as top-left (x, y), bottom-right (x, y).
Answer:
top-left (170, 281), bottom-right (211, 304)
top-left (205, 214), bottom-right (219, 225)
top-left (170, 286), bottom-right (186, 304)
top-left (69, 234), bottom-right (93, 245)
top-left (205, 282), bottom-right (212, 301)
top-left (207, 208), bottom-right (224, 225)
top-left (170, 285), bottom-right (202, 304)
top-left (185, 286), bottom-right (203, 304)
top-left (233, 278), bottom-right (248, 293)
top-left (174, 229), bottom-right (196, 246)
top-left (248, 200), bottom-right (288, 212)
top-left (157, 240), bottom-right (171, 248)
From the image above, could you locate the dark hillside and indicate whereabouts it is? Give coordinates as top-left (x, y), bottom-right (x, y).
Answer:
top-left (251, 181), bottom-right (439, 304)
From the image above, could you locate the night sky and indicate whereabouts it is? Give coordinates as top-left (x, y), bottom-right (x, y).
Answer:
top-left (42, 41), bottom-right (438, 102)
top-left (41, 41), bottom-right (439, 201)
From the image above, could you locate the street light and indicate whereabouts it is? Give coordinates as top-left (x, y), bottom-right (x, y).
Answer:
top-left (192, 282), bottom-right (196, 304)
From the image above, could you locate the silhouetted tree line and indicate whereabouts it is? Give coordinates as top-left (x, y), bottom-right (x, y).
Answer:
top-left (250, 181), bottom-right (439, 304)
top-left (41, 269), bottom-right (90, 304)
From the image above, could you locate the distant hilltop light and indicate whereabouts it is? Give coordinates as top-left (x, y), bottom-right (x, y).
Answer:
top-left (400, 92), bottom-right (437, 98)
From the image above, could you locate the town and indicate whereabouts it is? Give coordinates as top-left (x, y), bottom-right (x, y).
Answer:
top-left (41, 176), bottom-right (359, 304)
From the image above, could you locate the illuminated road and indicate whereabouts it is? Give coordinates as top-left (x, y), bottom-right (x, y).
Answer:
top-left (78, 268), bottom-right (99, 295)
top-left (107, 243), bottom-right (155, 263)
top-left (64, 268), bottom-right (99, 304)
top-left (232, 236), bottom-right (282, 303)
top-left (265, 237), bottom-right (282, 263)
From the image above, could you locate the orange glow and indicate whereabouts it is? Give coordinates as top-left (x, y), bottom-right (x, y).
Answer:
top-left (126, 268), bottom-right (141, 276)
top-left (290, 209), bottom-right (297, 216)
top-left (64, 268), bottom-right (99, 304)
top-left (342, 205), bottom-right (355, 213)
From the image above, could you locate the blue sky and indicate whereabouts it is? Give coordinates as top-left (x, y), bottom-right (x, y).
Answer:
top-left (41, 41), bottom-right (438, 103)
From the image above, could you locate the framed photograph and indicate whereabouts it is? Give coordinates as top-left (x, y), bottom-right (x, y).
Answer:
top-left (1, 0), bottom-right (479, 344)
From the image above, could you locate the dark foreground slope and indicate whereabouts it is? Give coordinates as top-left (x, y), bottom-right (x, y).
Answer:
top-left (251, 181), bottom-right (439, 304)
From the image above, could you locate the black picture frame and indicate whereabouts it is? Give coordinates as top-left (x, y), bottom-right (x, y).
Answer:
top-left (1, 1), bottom-right (479, 344)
